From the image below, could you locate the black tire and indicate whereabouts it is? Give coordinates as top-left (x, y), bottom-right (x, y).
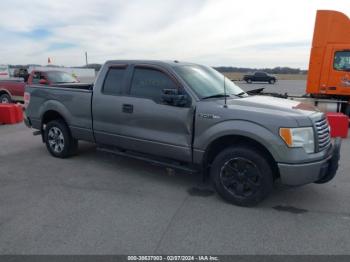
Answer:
top-left (246, 79), bottom-right (252, 84)
top-left (0, 93), bottom-right (12, 103)
top-left (44, 120), bottom-right (78, 158)
top-left (211, 146), bottom-right (273, 206)
top-left (269, 79), bottom-right (276, 84)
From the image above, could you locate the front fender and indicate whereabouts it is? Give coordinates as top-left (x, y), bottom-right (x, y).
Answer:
top-left (193, 120), bottom-right (285, 164)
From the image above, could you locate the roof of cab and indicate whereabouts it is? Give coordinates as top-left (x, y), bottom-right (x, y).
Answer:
top-left (104, 60), bottom-right (198, 68)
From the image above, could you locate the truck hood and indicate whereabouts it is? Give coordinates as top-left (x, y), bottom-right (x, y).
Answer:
top-left (209, 95), bottom-right (324, 127)
top-left (228, 95), bottom-right (319, 117)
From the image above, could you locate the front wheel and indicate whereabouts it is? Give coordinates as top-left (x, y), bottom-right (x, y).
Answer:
top-left (246, 79), bottom-right (252, 84)
top-left (211, 146), bottom-right (274, 206)
top-left (44, 120), bottom-right (78, 158)
top-left (0, 93), bottom-right (12, 103)
top-left (269, 79), bottom-right (276, 84)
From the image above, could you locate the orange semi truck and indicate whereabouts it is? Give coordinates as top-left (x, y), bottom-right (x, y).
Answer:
top-left (306, 10), bottom-right (350, 116)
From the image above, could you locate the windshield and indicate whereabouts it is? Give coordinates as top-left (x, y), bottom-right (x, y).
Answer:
top-left (47, 71), bottom-right (78, 83)
top-left (173, 65), bottom-right (246, 99)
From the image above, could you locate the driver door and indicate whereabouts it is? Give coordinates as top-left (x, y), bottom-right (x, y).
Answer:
top-left (118, 65), bottom-right (194, 162)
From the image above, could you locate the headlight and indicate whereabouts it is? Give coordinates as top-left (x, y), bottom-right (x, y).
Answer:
top-left (279, 127), bottom-right (315, 153)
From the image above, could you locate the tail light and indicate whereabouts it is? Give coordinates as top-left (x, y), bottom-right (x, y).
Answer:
top-left (24, 92), bottom-right (30, 108)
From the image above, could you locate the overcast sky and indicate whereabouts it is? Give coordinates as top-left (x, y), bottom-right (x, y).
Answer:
top-left (0, 0), bottom-right (349, 68)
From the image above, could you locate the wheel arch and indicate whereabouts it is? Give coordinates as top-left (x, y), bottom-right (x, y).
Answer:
top-left (39, 100), bottom-right (72, 126)
top-left (42, 110), bottom-right (67, 125)
top-left (41, 110), bottom-right (70, 142)
top-left (203, 134), bottom-right (280, 180)
top-left (0, 89), bottom-right (12, 101)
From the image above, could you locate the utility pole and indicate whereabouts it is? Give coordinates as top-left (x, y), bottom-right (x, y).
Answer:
top-left (85, 51), bottom-right (88, 66)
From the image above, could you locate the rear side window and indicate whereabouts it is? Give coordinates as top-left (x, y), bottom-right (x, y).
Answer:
top-left (103, 68), bottom-right (127, 95)
top-left (130, 68), bottom-right (177, 102)
top-left (334, 51), bottom-right (350, 71)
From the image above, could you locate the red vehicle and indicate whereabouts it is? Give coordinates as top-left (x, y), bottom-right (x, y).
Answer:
top-left (0, 70), bottom-right (79, 103)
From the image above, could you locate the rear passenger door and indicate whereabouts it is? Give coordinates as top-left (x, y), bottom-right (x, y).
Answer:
top-left (92, 64), bottom-right (132, 146)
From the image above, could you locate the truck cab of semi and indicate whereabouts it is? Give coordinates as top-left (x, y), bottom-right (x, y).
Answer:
top-left (307, 10), bottom-right (350, 114)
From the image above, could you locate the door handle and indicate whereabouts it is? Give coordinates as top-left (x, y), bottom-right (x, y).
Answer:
top-left (122, 104), bottom-right (133, 113)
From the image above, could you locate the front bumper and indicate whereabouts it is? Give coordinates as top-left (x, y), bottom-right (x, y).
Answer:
top-left (278, 138), bottom-right (341, 186)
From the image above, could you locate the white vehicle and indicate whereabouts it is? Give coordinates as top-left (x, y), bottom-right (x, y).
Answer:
top-left (0, 65), bottom-right (10, 79)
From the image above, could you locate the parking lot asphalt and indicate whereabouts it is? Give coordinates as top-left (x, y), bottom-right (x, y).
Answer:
top-left (236, 80), bottom-right (307, 96)
top-left (1, 80), bottom-right (350, 255)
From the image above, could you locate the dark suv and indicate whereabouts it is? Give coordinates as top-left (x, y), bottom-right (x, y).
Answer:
top-left (243, 72), bottom-right (276, 84)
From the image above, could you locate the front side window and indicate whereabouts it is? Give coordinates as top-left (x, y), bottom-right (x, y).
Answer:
top-left (130, 67), bottom-right (177, 103)
top-left (334, 51), bottom-right (350, 71)
top-left (103, 67), bottom-right (127, 95)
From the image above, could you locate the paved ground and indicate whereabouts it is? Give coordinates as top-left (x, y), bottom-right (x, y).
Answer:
top-left (1, 80), bottom-right (350, 255)
top-left (235, 80), bottom-right (307, 96)
top-left (1, 124), bottom-right (349, 255)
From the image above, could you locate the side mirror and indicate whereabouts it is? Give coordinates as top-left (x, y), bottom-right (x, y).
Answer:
top-left (161, 89), bottom-right (188, 107)
top-left (39, 79), bottom-right (48, 85)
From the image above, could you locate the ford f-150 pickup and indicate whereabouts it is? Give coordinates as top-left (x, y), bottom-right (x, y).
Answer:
top-left (24, 60), bottom-right (341, 206)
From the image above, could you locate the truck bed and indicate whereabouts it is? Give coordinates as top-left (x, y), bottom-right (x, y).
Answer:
top-left (30, 83), bottom-right (93, 90)
top-left (25, 84), bottom-right (94, 142)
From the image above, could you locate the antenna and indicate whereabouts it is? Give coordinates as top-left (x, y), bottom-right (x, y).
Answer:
top-left (85, 51), bottom-right (88, 66)
top-left (223, 75), bottom-right (228, 108)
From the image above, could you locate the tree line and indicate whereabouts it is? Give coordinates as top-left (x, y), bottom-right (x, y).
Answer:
top-left (215, 66), bottom-right (307, 74)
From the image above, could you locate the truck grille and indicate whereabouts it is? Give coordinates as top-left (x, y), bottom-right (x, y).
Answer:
top-left (315, 117), bottom-right (331, 152)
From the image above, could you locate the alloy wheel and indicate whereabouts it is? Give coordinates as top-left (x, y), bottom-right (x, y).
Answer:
top-left (220, 157), bottom-right (261, 198)
top-left (48, 127), bottom-right (65, 153)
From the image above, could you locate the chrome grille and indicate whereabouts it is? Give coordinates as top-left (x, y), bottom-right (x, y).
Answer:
top-left (315, 117), bottom-right (331, 152)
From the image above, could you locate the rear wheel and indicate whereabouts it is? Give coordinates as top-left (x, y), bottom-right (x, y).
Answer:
top-left (44, 120), bottom-right (78, 158)
top-left (211, 146), bottom-right (273, 206)
top-left (0, 93), bottom-right (12, 103)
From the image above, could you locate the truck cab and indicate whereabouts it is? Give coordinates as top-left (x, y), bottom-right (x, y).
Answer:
top-left (307, 11), bottom-right (350, 105)
top-left (0, 70), bottom-right (79, 103)
top-left (28, 70), bottom-right (79, 85)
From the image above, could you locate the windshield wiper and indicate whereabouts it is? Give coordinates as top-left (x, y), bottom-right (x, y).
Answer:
top-left (202, 94), bottom-right (230, 100)
top-left (235, 92), bottom-right (247, 97)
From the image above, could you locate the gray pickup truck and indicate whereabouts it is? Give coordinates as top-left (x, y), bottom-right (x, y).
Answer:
top-left (24, 60), bottom-right (341, 206)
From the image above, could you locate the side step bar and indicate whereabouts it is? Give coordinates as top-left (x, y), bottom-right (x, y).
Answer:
top-left (97, 146), bottom-right (198, 174)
